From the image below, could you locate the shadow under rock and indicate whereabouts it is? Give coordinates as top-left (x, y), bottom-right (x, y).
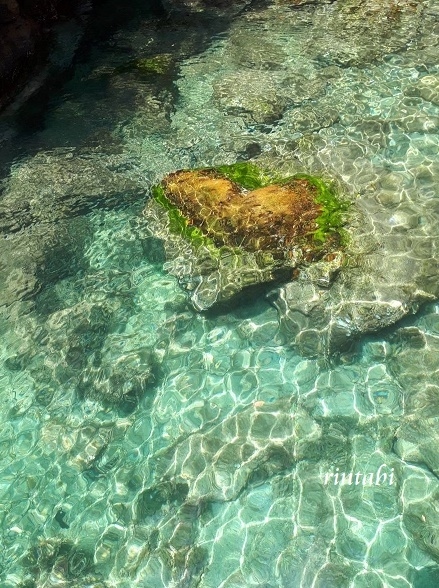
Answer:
top-left (202, 274), bottom-right (291, 321)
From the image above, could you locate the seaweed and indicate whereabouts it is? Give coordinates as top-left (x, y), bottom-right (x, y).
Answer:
top-left (289, 173), bottom-right (350, 246)
top-left (115, 54), bottom-right (173, 76)
top-left (216, 161), bottom-right (279, 190)
top-left (151, 184), bottom-right (216, 248)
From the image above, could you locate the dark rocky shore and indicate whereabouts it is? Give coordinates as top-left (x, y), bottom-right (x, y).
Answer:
top-left (0, 0), bottom-right (93, 110)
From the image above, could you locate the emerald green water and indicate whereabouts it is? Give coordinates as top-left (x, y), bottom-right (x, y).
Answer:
top-left (1, 1), bottom-right (439, 586)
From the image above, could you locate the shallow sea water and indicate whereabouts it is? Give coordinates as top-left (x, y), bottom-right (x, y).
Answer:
top-left (1, 1), bottom-right (439, 587)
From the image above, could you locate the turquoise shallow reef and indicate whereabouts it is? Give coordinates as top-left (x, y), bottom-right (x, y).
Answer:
top-left (1, 0), bottom-right (439, 586)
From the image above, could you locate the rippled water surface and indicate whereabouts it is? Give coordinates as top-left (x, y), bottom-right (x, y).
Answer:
top-left (1, 1), bottom-right (439, 586)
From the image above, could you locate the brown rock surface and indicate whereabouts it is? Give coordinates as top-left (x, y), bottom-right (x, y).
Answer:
top-left (162, 169), bottom-right (322, 252)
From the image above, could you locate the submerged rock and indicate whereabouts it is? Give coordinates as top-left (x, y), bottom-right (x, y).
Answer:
top-left (213, 70), bottom-right (300, 124)
top-left (22, 536), bottom-right (106, 587)
top-left (0, 216), bottom-right (92, 308)
top-left (152, 397), bottom-right (321, 502)
top-left (406, 74), bottom-right (439, 107)
top-left (143, 162), bottom-right (349, 311)
top-left (302, 0), bottom-right (426, 67)
top-left (0, 0), bottom-right (88, 110)
top-left (145, 157), bottom-right (439, 356)
top-left (0, 147), bottom-right (145, 234)
top-left (271, 250), bottom-right (438, 357)
top-left (160, 168), bottom-right (336, 252)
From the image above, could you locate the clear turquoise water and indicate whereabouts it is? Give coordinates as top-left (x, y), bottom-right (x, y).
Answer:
top-left (1, 1), bottom-right (439, 587)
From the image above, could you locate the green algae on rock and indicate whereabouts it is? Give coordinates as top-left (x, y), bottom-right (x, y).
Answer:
top-left (151, 183), bottom-right (216, 249)
top-left (153, 163), bottom-right (349, 257)
top-left (115, 54), bottom-right (174, 76)
top-left (144, 163), bottom-right (350, 311)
